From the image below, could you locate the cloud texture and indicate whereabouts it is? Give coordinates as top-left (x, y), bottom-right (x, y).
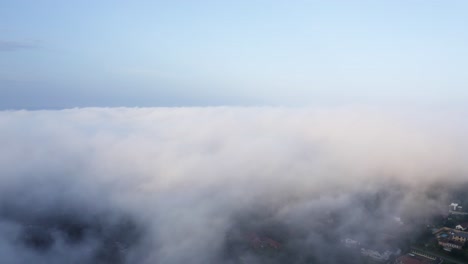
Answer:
top-left (0, 107), bottom-right (467, 263)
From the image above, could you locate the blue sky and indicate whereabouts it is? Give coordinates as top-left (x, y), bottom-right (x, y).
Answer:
top-left (1, 0), bottom-right (467, 109)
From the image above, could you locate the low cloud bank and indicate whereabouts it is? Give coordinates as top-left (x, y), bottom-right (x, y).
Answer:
top-left (0, 107), bottom-right (467, 263)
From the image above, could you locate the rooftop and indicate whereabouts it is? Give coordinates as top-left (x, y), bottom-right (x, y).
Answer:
top-left (396, 254), bottom-right (438, 264)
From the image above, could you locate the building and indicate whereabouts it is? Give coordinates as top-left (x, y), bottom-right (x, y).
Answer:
top-left (450, 203), bottom-right (462, 211)
top-left (394, 250), bottom-right (441, 264)
top-left (438, 239), bottom-right (464, 251)
top-left (449, 202), bottom-right (468, 215)
top-left (433, 227), bottom-right (468, 251)
top-left (455, 223), bottom-right (468, 231)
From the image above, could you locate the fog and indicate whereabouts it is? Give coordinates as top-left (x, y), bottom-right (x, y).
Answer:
top-left (0, 107), bottom-right (467, 263)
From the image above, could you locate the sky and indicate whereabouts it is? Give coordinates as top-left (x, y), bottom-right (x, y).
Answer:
top-left (1, 0), bottom-right (468, 109)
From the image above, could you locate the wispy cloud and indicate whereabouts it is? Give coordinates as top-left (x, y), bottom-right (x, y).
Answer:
top-left (0, 40), bottom-right (37, 52)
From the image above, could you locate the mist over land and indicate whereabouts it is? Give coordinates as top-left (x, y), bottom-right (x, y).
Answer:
top-left (0, 107), bottom-right (467, 263)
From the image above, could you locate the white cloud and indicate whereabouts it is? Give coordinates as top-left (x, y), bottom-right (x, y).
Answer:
top-left (0, 107), bottom-right (466, 263)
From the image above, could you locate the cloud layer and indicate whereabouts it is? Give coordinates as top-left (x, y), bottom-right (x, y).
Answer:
top-left (0, 107), bottom-right (467, 263)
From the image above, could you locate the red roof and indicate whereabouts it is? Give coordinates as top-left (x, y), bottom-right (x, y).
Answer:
top-left (396, 255), bottom-right (435, 264)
